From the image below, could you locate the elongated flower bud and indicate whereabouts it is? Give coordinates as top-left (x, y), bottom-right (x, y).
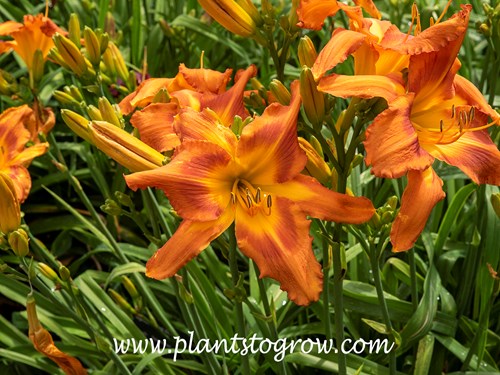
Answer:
top-left (53, 33), bottom-right (88, 77)
top-left (105, 42), bottom-right (129, 82)
top-left (298, 137), bottom-right (331, 185)
top-left (98, 97), bottom-right (122, 128)
top-left (0, 173), bottom-right (20, 234)
top-left (8, 228), bottom-right (29, 257)
top-left (300, 67), bottom-right (325, 130)
top-left (68, 13), bottom-right (81, 47)
top-left (38, 263), bottom-right (60, 282)
top-left (298, 36), bottom-right (317, 68)
top-left (88, 121), bottom-right (165, 172)
top-left (61, 109), bottom-right (92, 143)
top-left (84, 27), bottom-right (101, 67)
top-left (235, 0), bottom-right (263, 26)
top-left (199, 0), bottom-right (257, 37)
top-left (269, 79), bottom-right (291, 105)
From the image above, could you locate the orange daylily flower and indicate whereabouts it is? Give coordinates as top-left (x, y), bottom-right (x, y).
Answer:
top-left (121, 65), bottom-right (256, 153)
top-left (0, 13), bottom-right (62, 70)
top-left (321, 5), bottom-right (500, 251)
top-left (297, 0), bottom-right (380, 30)
top-left (27, 293), bottom-right (87, 375)
top-left (0, 172), bottom-right (21, 234)
top-left (0, 105), bottom-right (48, 202)
top-left (125, 82), bottom-right (375, 305)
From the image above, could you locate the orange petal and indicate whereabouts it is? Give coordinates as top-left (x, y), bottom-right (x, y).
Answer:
top-left (119, 78), bottom-right (172, 115)
top-left (27, 294), bottom-right (88, 375)
top-left (174, 108), bottom-right (237, 156)
top-left (453, 75), bottom-right (500, 123)
top-left (0, 20), bottom-right (23, 35)
top-left (262, 174), bottom-right (375, 224)
top-left (353, 0), bottom-right (381, 19)
top-left (365, 95), bottom-right (434, 178)
top-left (297, 0), bottom-right (340, 30)
top-left (7, 165), bottom-right (32, 203)
top-left (0, 105), bottom-right (32, 156)
top-left (391, 168), bottom-right (445, 252)
top-left (130, 103), bottom-right (181, 152)
top-left (424, 129), bottom-right (500, 186)
top-left (312, 28), bottom-right (366, 80)
top-left (146, 208), bottom-right (235, 279)
top-left (0, 172), bottom-right (21, 233)
top-left (201, 65), bottom-right (256, 126)
top-left (179, 64), bottom-right (232, 94)
top-left (318, 74), bottom-right (405, 103)
top-left (235, 196), bottom-right (323, 306)
top-left (236, 80), bottom-right (306, 185)
top-left (126, 140), bottom-right (236, 221)
top-left (11, 143), bottom-right (49, 166)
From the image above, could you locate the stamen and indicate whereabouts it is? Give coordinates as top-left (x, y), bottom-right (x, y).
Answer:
top-left (439, 120), bottom-right (443, 132)
top-left (231, 192), bottom-right (236, 205)
top-left (200, 50), bottom-right (205, 69)
top-left (435, 0), bottom-right (453, 25)
top-left (255, 187), bottom-right (261, 203)
top-left (45, 0), bottom-right (49, 17)
top-left (266, 194), bottom-right (272, 216)
top-left (245, 195), bottom-right (252, 208)
top-left (451, 104), bottom-right (455, 118)
top-left (469, 107), bottom-right (475, 122)
top-left (404, 3), bottom-right (419, 42)
top-left (429, 17), bottom-right (435, 26)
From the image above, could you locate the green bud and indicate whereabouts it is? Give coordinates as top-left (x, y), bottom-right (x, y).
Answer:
top-left (8, 229), bottom-right (29, 257)
top-left (269, 79), bottom-right (291, 105)
top-left (59, 266), bottom-right (71, 282)
top-left (100, 199), bottom-right (122, 216)
top-left (98, 97), bottom-right (122, 128)
top-left (108, 289), bottom-right (136, 314)
top-left (37, 263), bottom-right (60, 282)
top-left (68, 13), bottom-right (81, 47)
top-left (298, 36), bottom-right (317, 68)
top-left (114, 191), bottom-right (134, 208)
top-left (84, 26), bottom-right (101, 67)
top-left (386, 196), bottom-right (398, 210)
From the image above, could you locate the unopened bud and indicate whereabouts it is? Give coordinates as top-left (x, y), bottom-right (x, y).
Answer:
top-left (54, 90), bottom-right (80, 106)
top-left (114, 192), bottom-right (134, 208)
top-left (108, 289), bottom-right (136, 314)
top-left (107, 42), bottom-right (128, 82)
top-left (37, 263), bottom-right (60, 282)
top-left (59, 266), bottom-right (71, 282)
top-left (381, 211), bottom-right (394, 224)
top-left (61, 109), bottom-right (92, 143)
top-left (479, 23), bottom-right (491, 36)
top-left (84, 27), bottom-right (101, 66)
top-left (98, 97), bottom-right (122, 128)
top-left (309, 135), bottom-right (323, 157)
top-left (236, 0), bottom-right (263, 26)
top-left (298, 137), bottom-right (331, 185)
top-left (100, 199), bottom-right (122, 216)
top-left (87, 105), bottom-right (103, 121)
top-left (53, 33), bottom-right (88, 77)
top-left (8, 229), bottom-right (29, 257)
top-left (298, 36), bottom-right (317, 67)
top-left (99, 32), bottom-right (109, 55)
top-left (368, 212), bottom-right (382, 231)
top-left (269, 79), bottom-right (291, 105)
top-left (300, 67), bottom-right (325, 129)
top-left (386, 196), bottom-right (398, 211)
top-left (68, 14), bottom-right (81, 47)
top-left (199, 0), bottom-right (257, 37)
top-left (121, 276), bottom-right (142, 310)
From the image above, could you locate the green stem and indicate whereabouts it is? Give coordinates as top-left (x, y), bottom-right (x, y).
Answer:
top-left (369, 240), bottom-right (396, 374)
top-left (228, 224), bottom-right (250, 375)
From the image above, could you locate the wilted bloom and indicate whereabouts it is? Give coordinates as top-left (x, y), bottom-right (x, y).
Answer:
top-left (324, 5), bottom-right (500, 251)
top-left (125, 82), bottom-right (374, 305)
top-left (121, 64), bottom-right (256, 153)
top-left (297, 0), bottom-right (380, 30)
top-left (0, 13), bottom-right (62, 71)
top-left (27, 293), bottom-right (87, 375)
top-left (0, 105), bottom-right (48, 202)
top-left (198, 0), bottom-right (260, 38)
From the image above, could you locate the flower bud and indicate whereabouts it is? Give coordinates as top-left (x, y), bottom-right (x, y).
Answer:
top-left (54, 90), bottom-right (80, 106)
top-left (68, 13), bottom-right (81, 47)
top-left (47, 49), bottom-right (72, 71)
top-left (114, 191), bottom-right (134, 208)
top-left (84, 26), bottom-right (101, 67)
top-left (61, 109), bottom-right (92, 143)
top-left (108, 289), bottom-right (136, 314)
top-left (235, 0), bottom-right (263, 26)
top-left (106, 42), bottom-right (129, 82)
top-left (38, 263), bottom-right (60, 282)
top-left (198, 0), bottom-right (257, 37)
top-left (386, 196), bottom-right (398, 211)
top-left (69, 85), bottom-right (84, 102)
top-left (87, 105), bottom-right (103, 121)
top-left (269, 79), bottom-right (291, 105)
top-left (298, 36), bottom-right (317, 67)
top-left (309, 135), bottom-right (323, 157)
top-left (0, 173), bottom-right (21, 234)
top-left (88, 121), bottom-right (165, 172)
top-left (300, 67), bottom-right (325, 130)
top-left (298, 137), bottom-right (331, 185)
top-left (59, 266), bottom-right (71, 282)
top-left (99, 32), bottom-right (109, 55)
top-left (121, 276), bottom-right (142, 310)
top-left (8, 229), bottom-right (29, 257)
top-left (381, 211), bottom-right (394, 225)
top-left (100, 199), bottom-right (122, 216)
top-left (52, 33), bottom-right (88, 77)
top-left (98, 97), bottom-right (122, 128)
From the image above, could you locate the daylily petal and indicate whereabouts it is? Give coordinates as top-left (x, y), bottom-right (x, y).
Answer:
top-left (119, 78), bottom-right (172, 115)
top-left (0, 105), bottom-right (32, 158)
top-left (0, 21), bottom-right (22, 35)
top-left (353, 0), bottom-right (381, 19)
top-left (0, 172), bottom-right (20, 234)
top-left (201, 65), bottom-right (256, 126)
top-left (263, 174), bottom-right (375, 224)
top-left (424, 129), bottom-right (500, 186)
top-left (391, 168), bottom-right (445, 252)
top-left (312, 28), bottom-right (366, 80)
top-left (318, 74), bottom-right (405, 103)
top-left (11, 143), bottom-right (48, 166)
top-left (7, 165), bottom-right (31, 202)
top-left (296, 0), bottom-right (341, 30)
top-left (174, 108), bottom-right (237, 156)
top-left (365, 95), bottom-right (434, 178)
top-left (237, 81), bottom-right (306, 185)
top-left (453, 75), bottom-right (500, 123)
top-left (179, 64), bottom-right (232, 94)
top-left (126, 140), bottom-right (236, 221)
top-left (235, 196), bottom-right (322, 306)
top-left (146, 207), bottom-right (235, 279)
top-left (130, 103), bottom-right (181, 152)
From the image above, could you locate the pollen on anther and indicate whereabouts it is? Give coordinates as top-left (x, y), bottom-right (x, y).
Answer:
top-left (255, 187), bottom-right (261, 203)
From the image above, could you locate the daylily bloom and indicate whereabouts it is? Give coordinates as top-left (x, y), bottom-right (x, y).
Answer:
top-left (0, 13), bottom-right (62, 71)
top-left (27, 293), bottom-right (87, 375)
top-left (121, 65), bottom-right (256, 153)
top-left (318, 5), bottom-right (500, 251)
top-left (297, 0), bottom-right (381, 30)
top-left (0, 105), bottom-right (48, 202)
top-left (125, 82), bottom-right (375, 305)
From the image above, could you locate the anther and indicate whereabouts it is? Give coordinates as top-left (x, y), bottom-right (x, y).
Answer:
top-left (460, 111), bottom-right (468, 129)
top-left (469, 107), bottom-right (475, 122)
top-left (246, 195), bottom-right (253, 208)
top-left (231, 192), bottom-right (236, 205)
top-left (267, 194), bottom-right (272, 208)
top-left (255, 187), bottom-right (261, 203)
top-left (451, 104), bottom-right (455, 118)
top-left (439, 119), bottom-right (443, 132)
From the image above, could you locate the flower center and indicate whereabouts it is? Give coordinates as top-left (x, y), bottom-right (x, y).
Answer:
top-left (413, 104), bottom-right (498, 145)
top-left (231, 179), bottom-right (272, 217)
